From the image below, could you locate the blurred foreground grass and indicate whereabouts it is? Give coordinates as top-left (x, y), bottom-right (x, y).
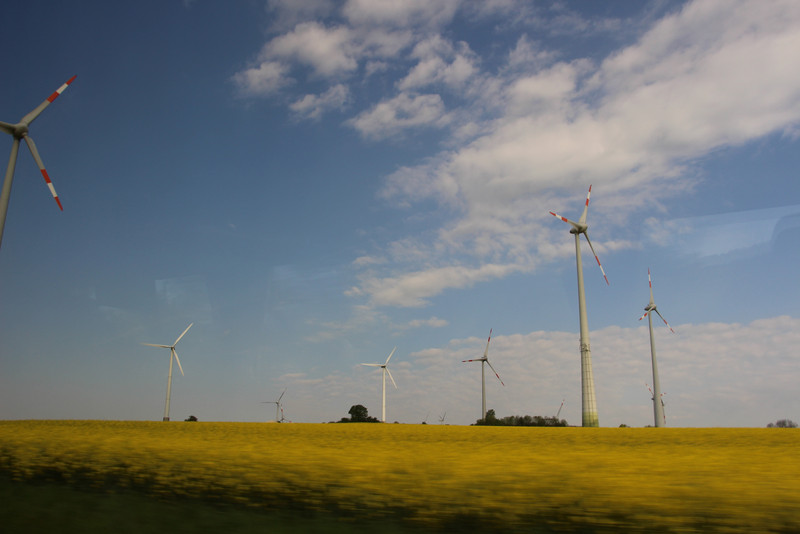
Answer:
top-left (0, 421), bottom-right (798, 533)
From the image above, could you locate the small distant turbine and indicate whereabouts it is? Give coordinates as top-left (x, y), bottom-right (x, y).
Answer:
top-left (0, 76), bottom-right (76, 250)
top-left (438, 412), bottom-right (447, 425)
top-left (361, 347), bottom-right (398, 423)
top-left (462, 329), bottom-right (504, 421)
top-left (262, 389), bottom-right (286, 422)
top-left (555, 398), bottom-right (565, 420)
top-left (549, 185), bottom-right (608, 427)
top-left (142, 323), bottom-right (193, 421)
top-left (639, 269), bottom-right (675, 427)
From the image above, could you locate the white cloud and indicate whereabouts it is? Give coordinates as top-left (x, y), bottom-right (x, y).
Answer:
top-left (351, 0), bottom-right (800, 309)
top-left (290, 84), bottom-right (350, 119)
top-left (406, 316), bottom-right (449, 329)
top-left (266, 22), bottom-right (359, 77)
top-left (397, 36), bottom-right (478, 91)
top-left (348, 93), bottom-right (450, 139)
top-left (342, 0), bottom-right (461, 28)
top-left (231, 61), bottom-right (291, 96)
top-left (356, 262), bottom-right (524, 308)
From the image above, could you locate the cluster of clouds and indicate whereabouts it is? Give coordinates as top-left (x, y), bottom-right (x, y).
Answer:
top-left (277, 315), bottom-right (800, 427)
top-left (233, 0), bottom-right (800, 317)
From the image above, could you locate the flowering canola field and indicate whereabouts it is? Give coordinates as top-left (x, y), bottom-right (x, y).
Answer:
top-left (1, 421), bottom-right (798, 532)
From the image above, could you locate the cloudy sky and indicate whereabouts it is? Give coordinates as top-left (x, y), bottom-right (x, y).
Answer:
top-left (1, 0), bottom-right (798, 427)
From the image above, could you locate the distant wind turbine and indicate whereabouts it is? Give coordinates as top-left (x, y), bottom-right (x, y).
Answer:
top-left (550, 185), bottom-right (608, 427)
top-left (639, 269), bottom-right (675, 427)
top-left (141, 323), bottom-right (193, 422)
top-left (262, 389), bottom-right (286, 422)
top-left (361, 347), bottom-right (397, 423)
top-left (0, 76), bottom-right (76, 251)
top-left (555, 399), bottom-right (565, 420)
top-left (438, 412), bottom-right (447, 425)
top-left (462, 329), bottom-right (504, 421)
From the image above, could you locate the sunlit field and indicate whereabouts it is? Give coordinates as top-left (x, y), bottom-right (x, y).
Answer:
top-left (1, 421), bottom-right (798, 533)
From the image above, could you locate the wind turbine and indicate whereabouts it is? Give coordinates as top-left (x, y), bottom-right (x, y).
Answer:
top-left (462, 329), bottom-right (504, 421)
top-left (262, 389), bottom-right (286, 422)
top-left (438, 412), bottom-right (447, 425)
top-left (0, 76), bottom-right (76, 250)
top-left (549, 185), bottom-right (608, 427)
top-left (639, 269), bottom-right (675, 427)
top-left (555, 398), bottom-right (565, 420)
top-left (142, 323), bottom-right (193, 421)
top-left (361, 347), bottom-right (397, 423)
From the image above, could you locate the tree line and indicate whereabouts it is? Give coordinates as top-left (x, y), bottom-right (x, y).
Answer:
top-left (474, 409), bottom-right (568, 427)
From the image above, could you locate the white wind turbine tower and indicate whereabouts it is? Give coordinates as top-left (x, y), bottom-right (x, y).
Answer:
top-left (639, 269), bottom-right (675, 427)
top-left (361, 347), bottom-right (397, 423)
top-left (549, 185), bottom-right (608, 427)
top-left (262, 389), bottom-right (286, 422)
top-left (142, 323), bottom-right (193, 421)
top-left (0, 76), bottom-right (76, 251)
top-left (462, 329), bottom-right (504, 421)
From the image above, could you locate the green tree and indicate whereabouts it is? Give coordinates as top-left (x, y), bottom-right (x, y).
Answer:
top-left (767, 419), bottom-right (798, 428)
top-left (338, 404), bottom-right (379, 423)
top-left (184, 415), bottom-right (198, 422)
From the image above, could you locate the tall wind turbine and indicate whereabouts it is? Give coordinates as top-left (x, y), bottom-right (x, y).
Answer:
top-left (361, 347), bottom-right (397, 423)
top-left (462, 329), bottom-right (504, 421)
top-left (550, 185), bottom-right (608, 427)
top-left (262, 389), bottom-right (286, 422)
top-left (142, 323), bottom-right (193, 421)
top-left (0, 76), bottom-right (76, 250)
top-left (639, 269), bottom-right (674, 427)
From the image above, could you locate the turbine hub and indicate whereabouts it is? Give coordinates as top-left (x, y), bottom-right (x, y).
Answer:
top-left (569, 224), bottom-right (588, 235)
top-left (11, 123), bottom-right (28, 139)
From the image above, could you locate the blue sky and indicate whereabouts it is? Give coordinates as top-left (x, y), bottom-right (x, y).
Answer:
top-left (1, 0), bottom-right (799, 427)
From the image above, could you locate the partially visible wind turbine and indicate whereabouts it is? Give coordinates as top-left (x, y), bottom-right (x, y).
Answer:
top-left (142, 323), bottom-right (193, 421)
top-left (555, 398), bottom-right (565, 420)
top-left (0, 76), bottom-right (76, 251)
top-left (361, 347), bottom-right (397, 423)
top-left (639, 269), bottom-right (674, 427)
top-left (550, 185), bottom-right (608, 427)
top-left (438, 411), bottom-right (447, 424)
top-left (462, 329), bottom-right (504, 421)
top-left (646, 384), bottom-right (667, 427)
top-left (262, 389), bottom-right (286, 422)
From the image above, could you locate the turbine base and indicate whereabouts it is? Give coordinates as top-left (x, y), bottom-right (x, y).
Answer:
top-left (582, 412), bottom-right (599, 427)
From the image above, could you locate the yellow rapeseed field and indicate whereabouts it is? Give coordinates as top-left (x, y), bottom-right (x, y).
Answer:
top-left (1, 421), bottom-right (798, 532)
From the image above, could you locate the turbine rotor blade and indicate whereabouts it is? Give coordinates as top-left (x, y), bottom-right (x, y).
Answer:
top-left (23, 135), bottom-right (62, 210)
top-left (385, 367), bottom-right (397, 389)
top-left (648, 268), bottom-right (655, 304)
top-left (20, 76), bottom-right (77, 126)
top-left (638, 311), bottom-right (649, 321)
top-left (578, 184), bottom-right (592, 224)
top-left (654, 309), bottom-right (675, 333)
top-left (278, 389), bottom-right (286, 403)
top-left (582, 233), bottom-right (609, 285)
top-left (174, 323), bottom-right (193, 345)
top-left (0, 121), bottom-right (15, 136)
top-left (141, 343), bottom-right (171, 348)
top-left (172, 348), bottom-right (184, 376)
top-left (486, 360), bottom-right (504, 386)
top-left (549, 211), bottom-right (581, 230)
top-left (361, 363), bottom-right (381, 367)
top-left (385, 346), bottom-right (397, 365)
top-left (483, 328), bottom-right (492, 358)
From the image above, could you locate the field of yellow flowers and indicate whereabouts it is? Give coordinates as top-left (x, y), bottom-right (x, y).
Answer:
top-left (1, 420), bottom-right (798, 532)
